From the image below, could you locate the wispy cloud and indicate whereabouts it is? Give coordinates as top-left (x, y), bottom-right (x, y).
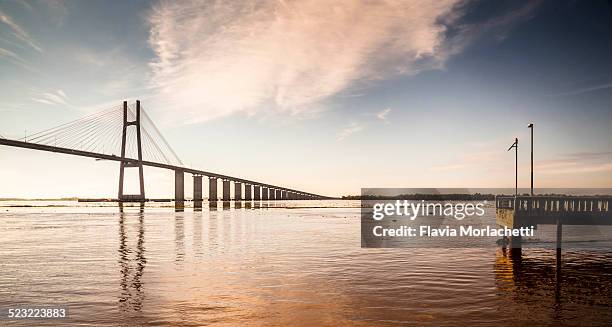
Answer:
top-left (337, 122), bottom-right (363, 141)
top-left (536, 152), bottom-right (612, 174)
top-left (33, 89), bottom-right (69, 106)
top-left (145, 0), bottom-right (543, 124)
top-left (0, 9), bottom-right (42, 52)
top-left (0, 47), bottom-right (35, 71)
top-left (376, 108), bottom-right (391, 122)
top-left (547, 82), bottom-right (612, 97)
top-left (147, 0), bottom-right (471, 123)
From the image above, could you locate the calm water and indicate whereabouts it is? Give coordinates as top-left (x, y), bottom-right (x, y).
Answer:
top-left (1, 200), bottom-right (611, 326)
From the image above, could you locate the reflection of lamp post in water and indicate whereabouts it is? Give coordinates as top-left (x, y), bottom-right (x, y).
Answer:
top-left (508, 138), bottom-right (518, 195)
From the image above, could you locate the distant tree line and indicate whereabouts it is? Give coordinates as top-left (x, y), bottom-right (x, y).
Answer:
top-left (341, 193), bottom-right (605, 200)
top-left (341, 193), bottom-right (496, 200)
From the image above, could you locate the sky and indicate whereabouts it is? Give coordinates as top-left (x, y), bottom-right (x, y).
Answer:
top-left (0, 0), bottom-right (611, 198)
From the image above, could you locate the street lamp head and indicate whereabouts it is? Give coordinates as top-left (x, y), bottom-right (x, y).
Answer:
top-left (528, 123), bottom-right (533, 128)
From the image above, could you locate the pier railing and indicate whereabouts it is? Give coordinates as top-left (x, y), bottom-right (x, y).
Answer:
top-left (496, 195), bottom-right (612, 227)
top-left (496, 195), bottom-right (611, 214)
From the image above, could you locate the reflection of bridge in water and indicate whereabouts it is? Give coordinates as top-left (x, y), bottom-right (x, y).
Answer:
top-left (118, 211), bottom-right (146, 313)
top-left (0, 101), bottom-right (331, 209)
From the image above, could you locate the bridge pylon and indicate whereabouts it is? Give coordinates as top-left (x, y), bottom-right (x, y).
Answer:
top-left (118, 100), bottom-right (145, 202)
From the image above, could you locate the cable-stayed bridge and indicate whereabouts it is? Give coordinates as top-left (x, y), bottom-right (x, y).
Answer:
top-left (0, 101), bottom-right (329, 207)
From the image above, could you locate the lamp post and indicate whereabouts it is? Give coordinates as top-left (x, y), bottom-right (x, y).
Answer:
top-left (508, 138), bottom-right (518, 195)
top-left (528, 123), bottom-right (534, 196)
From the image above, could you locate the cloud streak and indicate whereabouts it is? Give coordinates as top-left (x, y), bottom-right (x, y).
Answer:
top-left (536, 152), bottom-right (612, 174)
top-left (337, 122), bottom-right (363, 141)
top-left (147, 0), bottom-right (467, 123)
top-left (547, 82), bottom-right (612, 97)
top-left (0, 9), bottom-right (42, 52)
top-left (145, 0), bottom-right (544, 124)
top-left (33, 90), bottom-right (69, 106)
top-left (376, 108), bottom-right (391, 122)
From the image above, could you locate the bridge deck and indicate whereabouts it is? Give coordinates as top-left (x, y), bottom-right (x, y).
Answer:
top-left (0, 138), bottom-right (325, 198)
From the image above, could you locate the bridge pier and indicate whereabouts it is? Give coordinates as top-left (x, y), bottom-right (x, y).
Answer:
top-left (234, 182), bottom-right (242, 201)
top-left (245, 184), bottom-right (252, 201)
top-left (209, 177), bottom-right (217, 201)
top-left (254, 185), bottom-right (261, 200)
top-left (262, 187), bottom-right (269, 200)
top-left (193, 175), bottom-right (203, 209)
top-left (118, 100), bottom-right (145, 202)
top-left (223, 180), bottom-right (231, 201)
top-left (175, 169), bottom-right (184, 209)
top-left (270, 188), bottom-right (276, 200)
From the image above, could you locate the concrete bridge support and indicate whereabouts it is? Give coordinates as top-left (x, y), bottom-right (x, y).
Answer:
top-left (254, 185), bottom-right (261, 200)
top-left (223, 180), bottom-right (231, 201)
top-left (234, 182), bottom-right (242, 201)
top-left (175, 169), bottom-right (184, 209)
top-left (270, 189), bottom-right (276, 200)
top-left (245, 184), bottom-right (252, 201)
top-left (280, 190), bottom-right (286, 200)
top-left (262, 187), bottom-right (269, 200)
top-left (209, 177), bottom-right (217, 201)
top-left (193, 175), bottom-right (203, 209)
top-left (118, 100), bottom-right (145, 202)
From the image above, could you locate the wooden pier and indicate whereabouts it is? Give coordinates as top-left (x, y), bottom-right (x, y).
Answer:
top-left (496, 195), bottom-right (612, 293)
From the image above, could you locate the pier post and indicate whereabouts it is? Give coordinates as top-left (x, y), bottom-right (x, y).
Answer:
top-left (270, 188), bottom-right (276, 200)
top-left (556, 217), bottom-right (562, 268)
top-left (193, 175), bottom-right (202, 209)
top-left (254, 185), bottom-right (261, 200)
top-left (245, 184), bottom-right (252, 201)
top-left (234, 182), bottom-right (242, 201)
top-left (262, 187), bottom-right (269, 200)
top-left (209, 177), bottom-right (217, 201)
top-left (175, 169), bottom-right (184, 209)
top-left (223, 180), bottom-right (231, 201)
top-left (556, 217), bottom-right (563, 297)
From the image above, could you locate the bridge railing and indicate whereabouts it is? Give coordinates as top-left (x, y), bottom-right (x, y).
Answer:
top-left (496, 195), bottom-right (611, 215)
